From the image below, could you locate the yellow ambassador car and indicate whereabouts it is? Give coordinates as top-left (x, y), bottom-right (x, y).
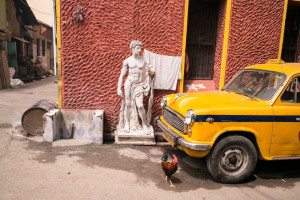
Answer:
top-left (155, 60), bottom-right (300, 183)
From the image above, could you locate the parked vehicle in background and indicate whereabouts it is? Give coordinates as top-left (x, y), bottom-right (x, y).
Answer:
top-left (155, 59), bottom-right (300, 183)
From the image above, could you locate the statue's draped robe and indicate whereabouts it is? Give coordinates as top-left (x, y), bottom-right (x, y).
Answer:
top-left (117, 66), bottom-right (154, 131)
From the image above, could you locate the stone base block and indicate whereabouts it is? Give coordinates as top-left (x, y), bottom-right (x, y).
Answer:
top-left (115, 131), bottom-right (156, 145)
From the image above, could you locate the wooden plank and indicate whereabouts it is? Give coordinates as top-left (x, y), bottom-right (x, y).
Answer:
top-left (3, 51), bottom-right (11, 87)
top-left (1, 51), bottom-right (11, 88)
top-left (0, 51), bottom-right (8, 88)
top-left (0, 52), bottom-right (6, 89)
top-left (0, 73), bottom-right (2, 90)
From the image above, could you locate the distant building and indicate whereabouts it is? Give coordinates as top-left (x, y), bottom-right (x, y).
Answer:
top-left (27, 21), bottom-right (54, 75)
top-left (0, 0), bottom-right (53, 88)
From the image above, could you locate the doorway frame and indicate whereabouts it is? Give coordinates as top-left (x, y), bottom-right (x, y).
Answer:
top-left (179, 0), bottom-right (232, 92)
top-left (279, 0), bottom-right (300, 62)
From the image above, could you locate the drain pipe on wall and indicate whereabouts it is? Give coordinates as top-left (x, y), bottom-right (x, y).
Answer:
top-left (56, 0), bottom-right (62, 109)
top-left (219, 0), bottom-right (232, 90)
top-left (180, 0), bottom-right (189, 93)
top-left (51, 0), bottom-right (57, 76)
top-left (278, 0), bottom-right (288, 60)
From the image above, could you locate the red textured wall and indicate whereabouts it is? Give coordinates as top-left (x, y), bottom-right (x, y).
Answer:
top-left (61, 0), bottom-right (286, 133)
top-left (61, 0), bottom-right (185, 132)
top-left (225, 0), bottom-right (285, 83)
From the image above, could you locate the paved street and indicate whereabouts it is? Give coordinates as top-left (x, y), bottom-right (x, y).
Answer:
top-left (0, 77), bottom-right (300, 200)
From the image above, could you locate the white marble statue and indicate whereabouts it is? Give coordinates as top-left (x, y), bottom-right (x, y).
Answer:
top-left (117, 40), bottom-right (155, 135)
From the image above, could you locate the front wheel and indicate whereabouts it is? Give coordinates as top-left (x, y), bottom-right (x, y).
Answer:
top-left (206, 136), bottom-right (257, 183)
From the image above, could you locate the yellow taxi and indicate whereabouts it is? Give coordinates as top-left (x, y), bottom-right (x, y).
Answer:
top-left (155, 60), bottom-right (300, 183)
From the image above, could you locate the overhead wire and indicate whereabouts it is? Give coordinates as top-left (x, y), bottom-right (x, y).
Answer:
top-left (30, 7), bottom-right (52, 16)
top-left (18, 0), bottom-right (52, 16)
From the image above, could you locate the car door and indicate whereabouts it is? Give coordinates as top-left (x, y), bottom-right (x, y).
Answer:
top-left (270, 76), bottom-right (300, 158)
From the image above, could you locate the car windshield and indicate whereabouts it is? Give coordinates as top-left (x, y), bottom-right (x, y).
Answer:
top-left (223, 69), bottom-right (286, 100)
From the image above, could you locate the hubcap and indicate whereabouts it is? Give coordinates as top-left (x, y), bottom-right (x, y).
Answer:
top-left (220, 147), bottom-right (248, 174)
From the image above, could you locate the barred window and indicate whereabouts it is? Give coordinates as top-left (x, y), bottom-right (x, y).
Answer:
top-left (42, 40), bottom-right (45, 56)
top-left (36, 38), bottom-right (40, 56)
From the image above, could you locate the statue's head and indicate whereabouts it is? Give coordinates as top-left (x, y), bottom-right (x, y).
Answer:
top-left (130, 40), bottom-right (143, 51)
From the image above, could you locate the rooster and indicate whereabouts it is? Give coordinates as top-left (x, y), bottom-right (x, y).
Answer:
top-left (161, 152), bottom-right (178, 187)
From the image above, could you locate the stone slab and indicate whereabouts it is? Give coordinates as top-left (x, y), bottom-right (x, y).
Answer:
top-left (43, 109), bottom-right (104, 144)
top-left (52, 139), bottom-right (91, 147)
top-left (115, 131), bottom-right (156, 145)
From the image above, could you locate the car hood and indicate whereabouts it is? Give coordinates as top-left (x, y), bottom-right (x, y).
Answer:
top-left (166, 90), bottom-right (270, 116)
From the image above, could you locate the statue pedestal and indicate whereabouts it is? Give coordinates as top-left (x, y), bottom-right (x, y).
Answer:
top-left (115, 126), bottom-right (156, 145)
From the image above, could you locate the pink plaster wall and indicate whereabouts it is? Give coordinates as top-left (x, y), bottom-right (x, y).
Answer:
top-left (225, 0), bottom-right (285, 83)
top-left (60, 0), bottom-right (185, 132)
top-left (183, 80), bottom-right (215, 93)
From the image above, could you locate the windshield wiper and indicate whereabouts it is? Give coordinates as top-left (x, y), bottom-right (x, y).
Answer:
top-left (231, 90), bottom-right (258, 101)
top-left (221, 88), bottom-right (231, 93)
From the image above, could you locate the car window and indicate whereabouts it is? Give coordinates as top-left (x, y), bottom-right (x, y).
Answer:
top-left (223, 70), bottom-right (285, 100)
top-left (281, 77), bottom-right (300, 103)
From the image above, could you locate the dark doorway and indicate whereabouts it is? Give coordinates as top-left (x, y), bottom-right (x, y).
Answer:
top-left (7, 41), bottom-right (17, 69)
top-left (282, 6), bottom-right (300, 62)
top-left (185, 0), bottom-right (219, 80)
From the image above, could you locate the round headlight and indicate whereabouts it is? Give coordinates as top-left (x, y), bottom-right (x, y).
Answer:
top-left (184, 109), bottom-right (195, 126)
top-left (160, 96), bottom-right (167, 107)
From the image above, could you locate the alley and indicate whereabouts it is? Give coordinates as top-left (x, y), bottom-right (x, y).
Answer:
top-left (0, 77), bottom-right (300, 200)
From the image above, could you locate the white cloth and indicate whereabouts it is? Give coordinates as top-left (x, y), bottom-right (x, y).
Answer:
top-left (9, 68), bottom-right (24, 88)
top-left (143, 49), bottom-right (182, 91)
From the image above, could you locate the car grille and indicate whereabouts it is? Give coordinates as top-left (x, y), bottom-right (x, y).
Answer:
top-left (163, 108), bottom-right (185, 133)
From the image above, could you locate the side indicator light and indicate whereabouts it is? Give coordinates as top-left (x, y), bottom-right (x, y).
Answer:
top-left (187, 128), bottom-right (192, 137)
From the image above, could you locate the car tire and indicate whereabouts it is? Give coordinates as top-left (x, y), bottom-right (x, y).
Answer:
top-left (206, 135), bottom-right (257, 183)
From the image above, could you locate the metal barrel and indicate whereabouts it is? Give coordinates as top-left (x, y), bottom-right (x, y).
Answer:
top-left (21, 99), bottom-right (58, 135)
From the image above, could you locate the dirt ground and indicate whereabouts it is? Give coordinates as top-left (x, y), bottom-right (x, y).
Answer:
top-left (1, 76), bottom-right (300, 200)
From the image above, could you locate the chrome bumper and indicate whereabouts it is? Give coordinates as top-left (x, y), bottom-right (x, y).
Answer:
top-left (155, 117), bottom-right (211, 151)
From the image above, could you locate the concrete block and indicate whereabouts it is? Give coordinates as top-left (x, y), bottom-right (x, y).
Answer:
top-left (43, 109), bottom-right (60, 142)
top-left (43, 109), bottom-right (104, 144)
